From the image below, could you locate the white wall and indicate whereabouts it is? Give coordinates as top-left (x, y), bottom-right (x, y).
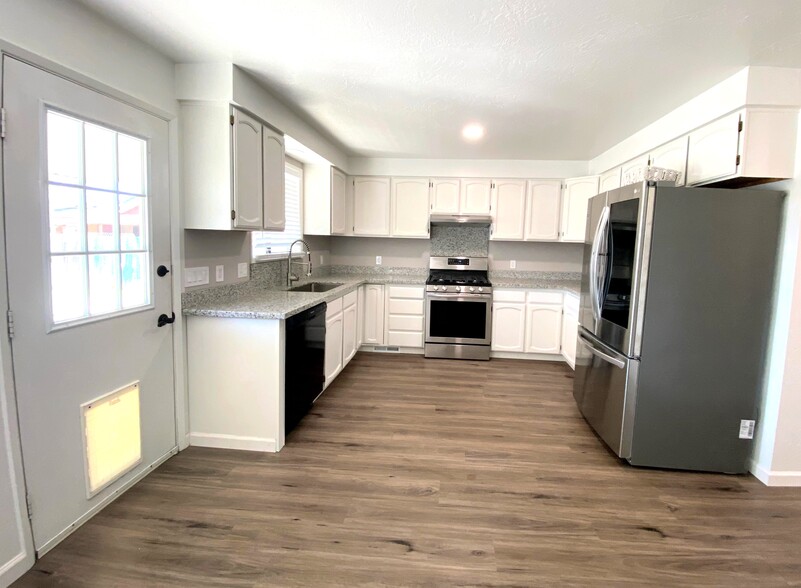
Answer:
top-left (348, 157), bottom-right (587, 178)
top-left (489, 242), bottom-right (583, 273)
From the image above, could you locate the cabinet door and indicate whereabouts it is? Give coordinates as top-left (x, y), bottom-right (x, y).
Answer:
top-left (525, 180), bottom-right (561, 241)
top-left (331, 167), bottom-right (347, 235)
top-left (356, 285), bottom-right (364, 348)
top-left (324, 311), bottom-right (344, 388)
top-left (461, 179), bottom-right (492, 214)
top-left (490, 302), bottom-right (525, 352)
top-left (599, 168), bottom-right (621, 192)
top-left (686, 111), bottom-right (742, 185)
top-left (430, 178), bottom-right (461, 214)
top-left (342, 302), bottom-right (357, 367)
top-left (262, 126), bottom-right (285, 231)
top-left (620, 154), bottom-right (650, 186)
top-left (649, 136), bottom-right (689, 187)
top-left (362, 284), bottom-right (385, 345)
top-left (560, 176), bottom-right (600, 242)
top-left (353, 177), bottom-right (391, 236)
top-left (490, 179), bottom-right (526, 240)
top-left (561, 312), bottom-right (578, 368)
top-left (525, 304), bottom-right (563, 354)
top-left (391, 178), bottom-right (430, 238)
top-left (231, 109), bottom-right (263, 230)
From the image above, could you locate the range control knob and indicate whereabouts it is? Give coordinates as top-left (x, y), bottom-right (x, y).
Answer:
top-left (440, 285), bottom-right (447, 291)
top-left (456, 286), bottom-right (462, 292)
top-left (478, 287), bottom-right (484, 292)
top-left (469, 286), bottom-right (475, 292)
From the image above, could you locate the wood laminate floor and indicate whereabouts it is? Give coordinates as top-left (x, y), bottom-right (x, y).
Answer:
top-left (14, 354), bottom-right (801, 587)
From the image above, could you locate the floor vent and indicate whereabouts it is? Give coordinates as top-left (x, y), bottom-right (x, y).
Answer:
top-left (374, 346), bottom-right (400, 352)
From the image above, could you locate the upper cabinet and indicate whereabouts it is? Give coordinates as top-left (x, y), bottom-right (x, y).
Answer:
top-left (620, 154), bottom-right (650, 185)
top-left (430, 178), bottom-right (461, 214)
top-left (599, 168), bottom-right (621, 193)
top-left (525, 180), bottom-right (562, 241)
top-left (330, 167), bottom-right (347, 235)
top-left (560, 176), bottom-right (600, 242)
top-left (390, 178), bottom-right (430, 238)
top-left (686, 111), bottom-right (741, 185)
top-left (461, 179), bottom-right (493, 214)
top-left (649, 136), bottom-right (688, 187)
top-left (490, 179), bottom-right (527, 240)
top-left (182, 104), bottom-right (285, 231)
top-left (304, 165), bottom-right (348, 236)
top-left (353, 177), bottom-right (391, 236)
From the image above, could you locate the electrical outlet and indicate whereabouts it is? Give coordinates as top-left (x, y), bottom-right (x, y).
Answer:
top-left (237, 262), bottom-right (248, 278)
top-left (510, 260), bottom-right (517, 269)
top-left (376, 256), bottom-right (382, 265)
top-left (184, 267), bottom-right (210, 287)
top-left (215, 265), bottom-right (224, 282)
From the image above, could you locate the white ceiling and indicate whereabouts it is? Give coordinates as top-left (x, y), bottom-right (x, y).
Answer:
top-left (77, 0), bottom-right (801, 160)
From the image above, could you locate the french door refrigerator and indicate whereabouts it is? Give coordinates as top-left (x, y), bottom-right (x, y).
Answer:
top-left (573, 181), bottom-right (783, 473)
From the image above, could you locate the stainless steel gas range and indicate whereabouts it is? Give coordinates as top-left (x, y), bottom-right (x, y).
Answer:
top-left (424, 256), bottom-right (493, 360)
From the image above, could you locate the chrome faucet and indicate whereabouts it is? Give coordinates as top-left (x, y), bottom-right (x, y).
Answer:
top-left (287, 239), bottom-right (313, 287)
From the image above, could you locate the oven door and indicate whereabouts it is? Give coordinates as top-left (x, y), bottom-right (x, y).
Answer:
top-left (425, 292), bottom-right (492, 345)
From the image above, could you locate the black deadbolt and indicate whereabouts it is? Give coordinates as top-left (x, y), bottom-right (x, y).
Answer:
top-left (156, 265), bottom-right (170, 277)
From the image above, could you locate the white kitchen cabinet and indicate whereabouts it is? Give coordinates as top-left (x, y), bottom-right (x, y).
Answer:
top-left (353, 177), bottom-right (391, 236)
top-left (385, 285), bottom-right (425, 348)
top-left (524, 180), bottom-right (562, 241)
top-left (599, 167), bottom-right (621, 192)
top-left (461, 179), bottom-right (492, 214)
top-left (686, 111), bottom-right (741, 185)
top-left (561, 293), bottom-right (579, 369)
top-left (262, 126), bottom-right (286, 231)
top-left (649, 136), bottom-right (689, 186)
top-left (356, 285), bottom-right (365, 348)
top-left (491, 290), bottom-right (527, 352)
top-left (430, 178), bottom-right (461, 214)
top-left (342, 291), bottom-right (358, 367)
top-left (182, 104), bottom-right (286, 231)
top-left (391, 178), bottom-right (430, 238)
top-left (324, 297), bottom-right (344, 389)
top-left (490, 179), bottom-right (527, 241)
top-left (362, 284), bottom-right (385, 345)
top-left (232, 109), bottom-right (264, 230)
top-left (560, 175), bottom-right (600, 242)
top-left (525, 301), bottom-right (563, 354)
top-left (331, 167), bottom-right (348, 235)
top-left (620, 154), bottom-right (650, 186)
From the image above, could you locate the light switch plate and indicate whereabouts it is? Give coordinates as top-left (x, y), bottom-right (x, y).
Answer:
top-left (215, 265), bottom-right (224, 282)
top-left (319, 254), bottom-right (325, 265)
top-left (237, 262), bottom-right (248, 278)
top-left (184, 266), bottom-right (210, 287)
top-left (376, 256), bottom-right (382, 265)
top-left (510, 260), bottom-right (517, 269)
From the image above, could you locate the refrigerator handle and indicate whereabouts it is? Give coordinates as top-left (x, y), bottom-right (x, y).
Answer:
top-left (579, 330), bottom-right (626, 369)
top-left (589, 206), bottom-right (610, 322)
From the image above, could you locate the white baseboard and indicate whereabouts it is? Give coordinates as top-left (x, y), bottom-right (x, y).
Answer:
top-left (189, 432), bottom-right (277, 453)
top-left (37, 447), bottom-right (178, 557)
top-left (749, 460), bottom-right (801, 486)
top-left (491, 351), bottom-right (569, 363)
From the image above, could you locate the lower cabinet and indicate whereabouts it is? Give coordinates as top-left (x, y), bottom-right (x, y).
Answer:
top-left (386, 285), bottom-right (425, 347)
top-left (561, 293), bottom-right (579, 369)
top-left (491, 295), bottom-right (526, 352)
top-left (525, 295), bottom-right (563, 354)
top-left (362, 284), bottom-right (386, 345)
top-left (342, 291), bottom-right (358, 366)
top-left (324, 297), bottom-right (344, 389)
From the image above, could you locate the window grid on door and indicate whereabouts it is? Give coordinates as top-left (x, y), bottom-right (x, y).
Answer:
top-left (46, 110), bottom-right (151, 327)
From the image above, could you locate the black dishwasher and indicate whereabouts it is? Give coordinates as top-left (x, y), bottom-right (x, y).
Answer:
top-left (284, 303), bottom-right (326, 435)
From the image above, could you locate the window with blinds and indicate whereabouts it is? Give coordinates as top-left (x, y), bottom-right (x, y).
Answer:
top-left (252, 161), bottom-right (303, 257)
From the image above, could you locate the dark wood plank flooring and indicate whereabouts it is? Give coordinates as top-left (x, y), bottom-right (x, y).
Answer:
top-left (14, 353), bottom-right (801, 586)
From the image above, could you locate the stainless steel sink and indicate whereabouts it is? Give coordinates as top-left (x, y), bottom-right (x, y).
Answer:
top-left (288, 282), bottom-right (343, 293)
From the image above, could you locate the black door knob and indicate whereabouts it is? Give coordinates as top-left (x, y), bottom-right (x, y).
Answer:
top-left (157, 312), bottom-right (176, 327)
top-left (157, 265), bottom-right (170, 277)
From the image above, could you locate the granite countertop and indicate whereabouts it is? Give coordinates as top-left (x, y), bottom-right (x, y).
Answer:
top-left (490, 277), bottom-right (581, 296)
top-left (182, 274), bottom-right (427, 320)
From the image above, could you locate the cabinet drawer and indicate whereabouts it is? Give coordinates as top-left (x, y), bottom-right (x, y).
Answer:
top-left (326, 296), bottom-right (343, 316)
top-left (388, 298), bottom-right (424, 315)
top-left (493, 289), bottom-right (526, 303)
top-left (343, 290), bottom-right (357, 308)
top-left (387, 314), bottom-right (424, 332)
top-left (527, 291), bottom-right (563, 305)
top-left (387, 331), bottom-right (424, 348)
top-left (388, 285), bottom-right (424, 299)
top-left (563, 292), bottom-right (579, 316)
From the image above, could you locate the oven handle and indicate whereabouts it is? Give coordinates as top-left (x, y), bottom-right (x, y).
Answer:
top-left (426, 292), bottom-right (492, 300)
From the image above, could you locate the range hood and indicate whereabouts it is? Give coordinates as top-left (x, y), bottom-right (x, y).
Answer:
top-left (430, 214), bottom-right (492, 225)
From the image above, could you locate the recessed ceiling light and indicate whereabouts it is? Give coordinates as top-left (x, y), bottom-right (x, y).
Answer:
top-left (461, 123), bottom-right (485, 142)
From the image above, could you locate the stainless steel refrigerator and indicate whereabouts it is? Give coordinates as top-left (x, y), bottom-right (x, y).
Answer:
top-left (573, 181), bottom-right (783, 473)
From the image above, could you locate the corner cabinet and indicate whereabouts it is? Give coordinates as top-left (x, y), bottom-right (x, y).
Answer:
top-left (353, 177), bottom-right (391, 236)
top-left (181, 103), bottom-right (285, 231)
top-left (560, 176), bottom-right (600, 243)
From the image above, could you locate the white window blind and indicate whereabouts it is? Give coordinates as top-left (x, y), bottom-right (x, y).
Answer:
top-left (252, 161), bottom-right (303, 257)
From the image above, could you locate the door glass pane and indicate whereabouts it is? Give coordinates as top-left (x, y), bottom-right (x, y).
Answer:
top-left (121, 252), bottom-right (149, 309)
top-left (88, 253), bottom-right (121, 316)
top-left (86, 190), bottom-right (118, 252)
top-left (601, 199), bottom-right (640, 329)
top-left (84, 124), bottom-right (117, 191)
top-left (47, 111), bottom-right (83, 185)
top-left (51, 255), bottom-right (87, 322)
top-left (119, 195), bottom-right (146, 251)
top-left (49, 185), bottom-right (83, 253)
top-left (118, 134), bottom-right (146, 195)
top-left (429, 300), bottom-right (487, 339)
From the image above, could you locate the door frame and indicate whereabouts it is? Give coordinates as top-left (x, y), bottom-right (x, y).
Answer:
top-left (0, 40), bottom-right (188, 576)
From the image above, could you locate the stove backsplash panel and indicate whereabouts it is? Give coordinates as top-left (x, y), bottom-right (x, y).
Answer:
top-left (430, 224), bottom-right (489, 257)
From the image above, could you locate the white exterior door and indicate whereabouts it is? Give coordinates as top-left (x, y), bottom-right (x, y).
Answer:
top-left (353, 177), bottom-right (390, 236)
top-left (490, 179), bottom-right (526, 240)
top-left (231, 108), bottom-right (263, 229)
top-left (3, 58), bottom-right (176, 554)
top-left (524, 180), bottom-right (561, 241)
top-left (390, 177), bottom-right (430, 238)
top-left (430, 178), bottom-right (460, 214)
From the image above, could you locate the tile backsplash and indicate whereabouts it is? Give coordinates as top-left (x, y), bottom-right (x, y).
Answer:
top-left (430, 224), bottom-right (489, 257)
